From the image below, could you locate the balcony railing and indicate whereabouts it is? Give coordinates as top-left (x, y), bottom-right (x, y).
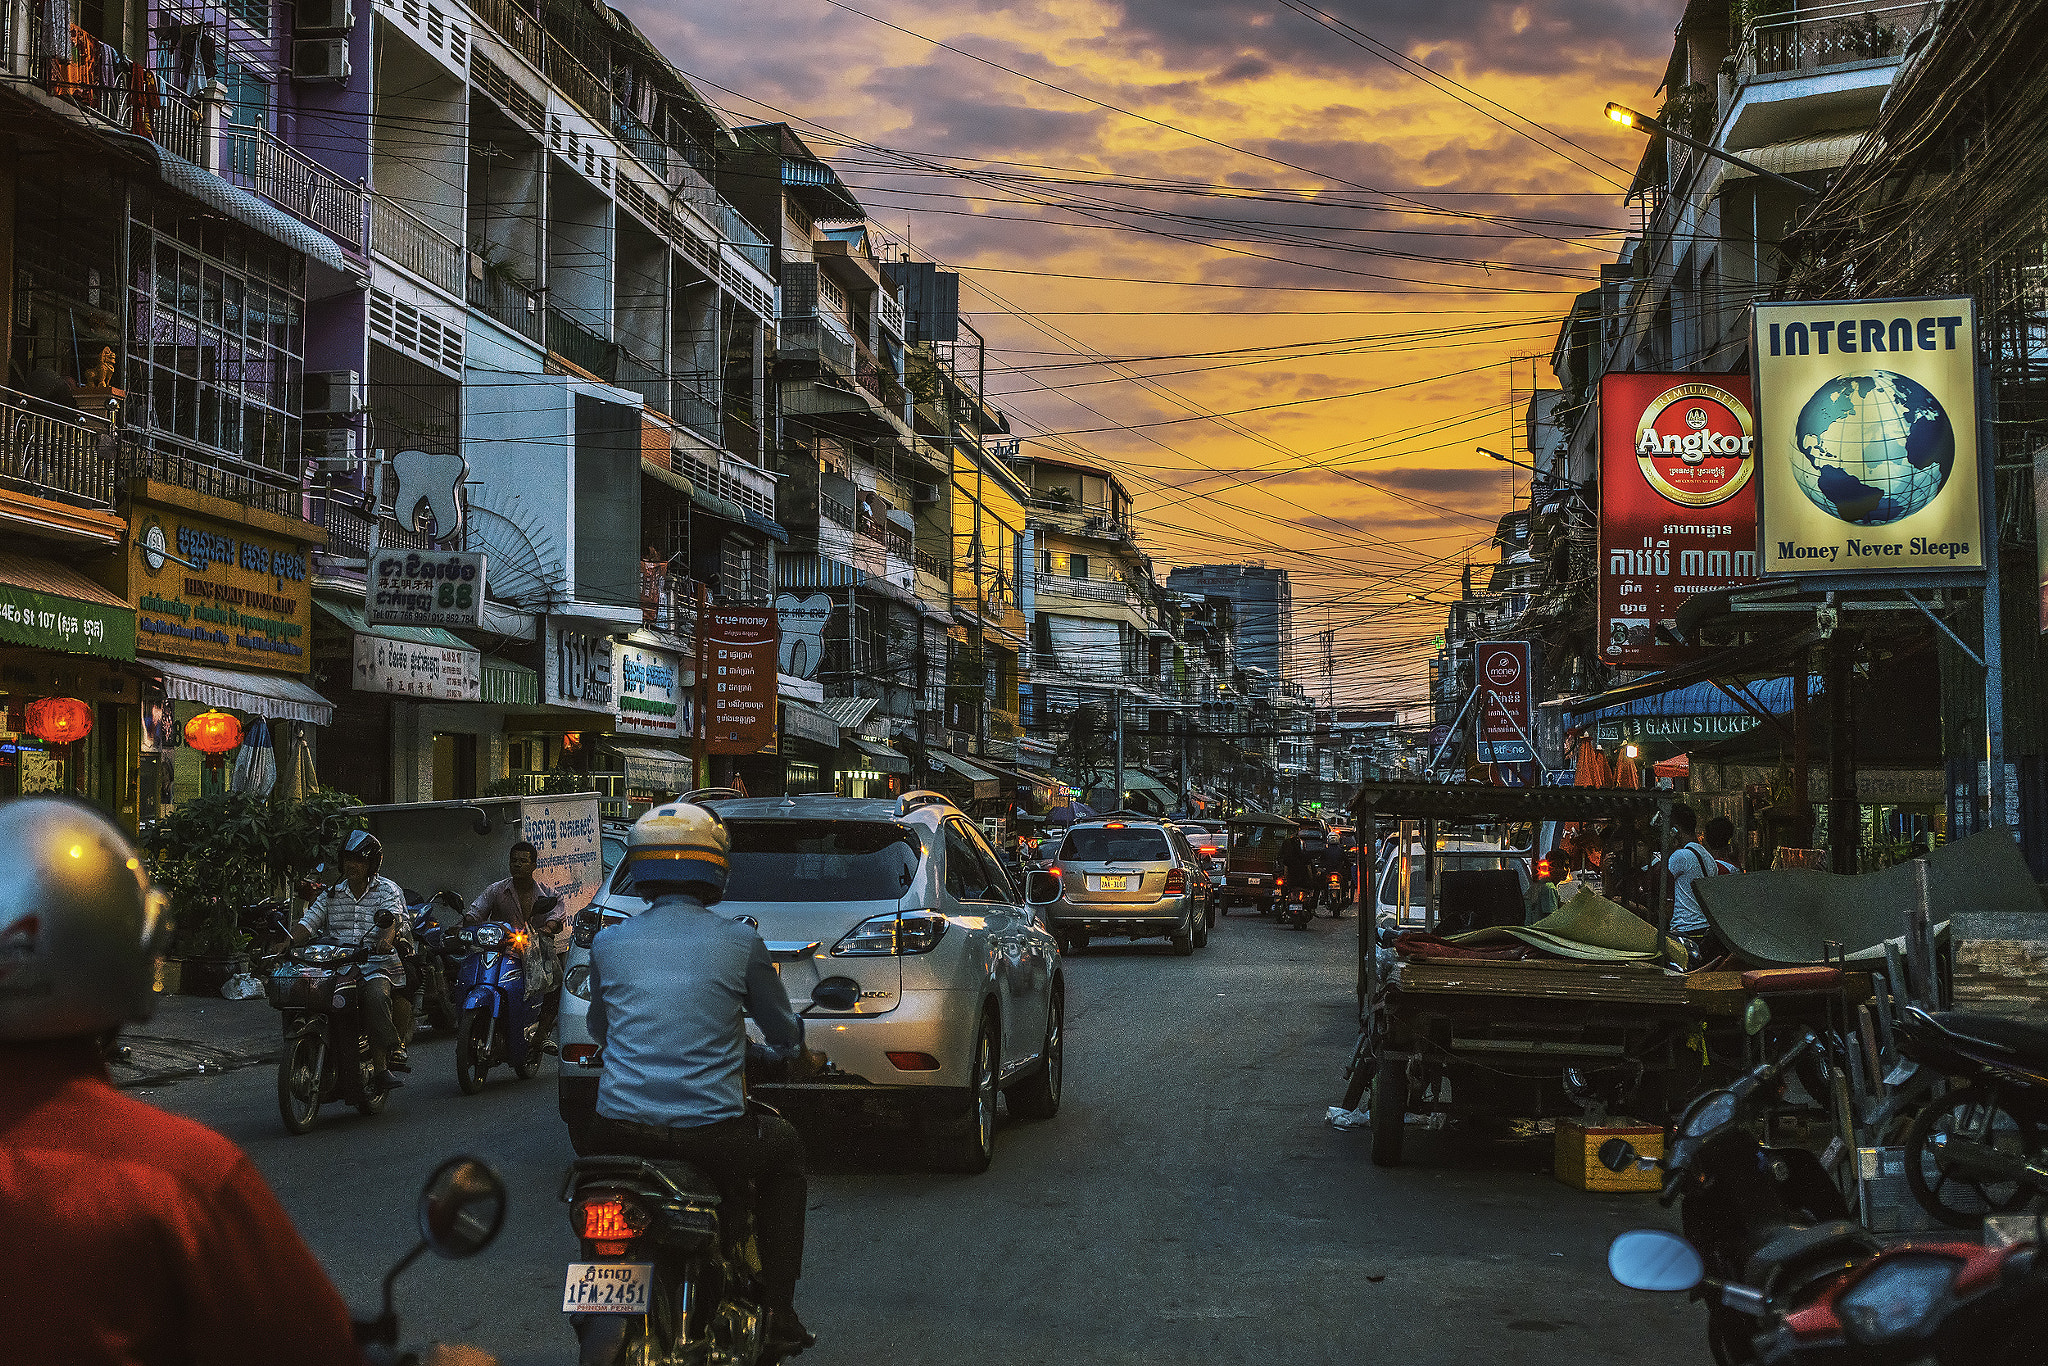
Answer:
top-left (614, 349), bottom-right (668, 417)
top-left (546, 306), bottom-right (618, 381)
top-left (612, 104), bottom-right (667, 178)
top-left (153, 84), bottom-right (207, 166)
top-left (1030, 500), bottom-right (1132, 541)
top-left (1738, 1), bottom-right (1933, 77)
top-left (818, 493), bottom-right (856, 528)
top-left (223, 126), bottom-right (367, 250)
top-left (1038, 573), bottom-right (1142, 607)
top-left (310, 496), bottom-right (436, 556)
top-left (371, 196), bottom-right (464, 297)
top-left (914, 549), bottom-right (947, 579)
top-left (118, 446), bottom-right (299, 518)
top-left (24, 6), bottom-right (148, 134)
top-left (781, 312), bottom-right (858, 382)
top-left (467, 266), bottom-right (545, 343)
top-left (715, 203), bottom-right (771, 275)
top-left (0, 391), bottom-right (117, 508)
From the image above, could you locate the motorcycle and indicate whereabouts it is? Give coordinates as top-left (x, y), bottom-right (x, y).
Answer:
top-left (1891, 1005), bottom-right (2048, 1228)
top-left (357, 1155), bottom-right (507, 1366)
top-left (404, 889), bottom-right (467, 1032)
top-left (452, 897), bottom-right (558, 1095)
top-left (1324, 868), bottom-right (1351, 914)
top-left (1275, 874), bottom-right (1316, 930)
top-left (562, 1051), bottom-right (824, 1366)
top-left (1600, 1032), bottom-right (2047, 1364)
top-left (264, 907), bottom-right (402, 1135)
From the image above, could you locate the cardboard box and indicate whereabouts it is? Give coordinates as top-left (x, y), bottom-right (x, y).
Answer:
top-left (1556, 1117), bottom-right (1665, 1192)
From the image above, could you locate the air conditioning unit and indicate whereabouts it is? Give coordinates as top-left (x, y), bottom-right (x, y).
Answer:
top-left (295, 0), bottom-right (354, 33)
top-left (291, 39), bottom-right (350, 82)
top-left (307, 428), bottom-right (359, 473)
top-left (302, 370), bottom-right (360, 415)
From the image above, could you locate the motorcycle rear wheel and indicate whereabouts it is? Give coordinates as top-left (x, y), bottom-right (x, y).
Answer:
top-left (457, 1009), bottom-right (494, 1095)
top-left (276, 1035), bottom-right (324, 1135)
top-left (1905, 1085), bottom-right (2041, 1227)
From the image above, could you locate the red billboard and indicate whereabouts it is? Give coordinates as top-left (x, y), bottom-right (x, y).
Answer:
top-left (1475, 640), bottom-right (1533, 764)
top-left (703, 608), bottom-right (777, 755)
top-left (1599, 373), bottom-right (1758, 667)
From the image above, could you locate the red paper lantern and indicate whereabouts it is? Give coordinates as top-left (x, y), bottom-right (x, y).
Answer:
top-left (184, 709), bottom-right (243, 755)
top-left (24, 696), bottom-right (92, 744)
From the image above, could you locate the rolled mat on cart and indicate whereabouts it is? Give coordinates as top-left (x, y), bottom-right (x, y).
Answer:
top-left (1694, 829), bottom-right (2043, 969)
top-left (1446, 888), bottom-right (1686, 964)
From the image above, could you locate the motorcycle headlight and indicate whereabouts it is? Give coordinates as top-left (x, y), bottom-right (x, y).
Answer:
top-left (473, 923), bottom-right (507, 950)
top-left (1681, 1091), bottom-right (1739, 1140)
top-left (1837, 1255), bottom-right (1957, 1343)
top-left (565, 963), bottom-right (592, 1000)
top-left (831, 910), bottom-right (949, 956)
top-left (299, 943), bottom-right (349, 965)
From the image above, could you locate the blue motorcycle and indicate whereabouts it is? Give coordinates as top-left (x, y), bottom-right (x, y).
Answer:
top-left (452, 897), bottom-right (558, 1094)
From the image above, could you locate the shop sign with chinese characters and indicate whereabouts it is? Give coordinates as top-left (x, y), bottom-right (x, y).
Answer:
top-left (353, 635), bottom-right (480, 701)
top-left (704, 608), bottom-right (777, 755)
top-left (1599, 373), bottom-right (1758, 667)
top-left (369, 551), bottom-right (486, 629)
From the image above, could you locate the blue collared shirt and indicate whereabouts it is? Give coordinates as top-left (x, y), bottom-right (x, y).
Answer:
top-left (585, 892), bottom-right (803, 1128)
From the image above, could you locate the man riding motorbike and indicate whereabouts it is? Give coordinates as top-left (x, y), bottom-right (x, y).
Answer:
top-left (284, 829), bottom-right (412, 1085)
top-left (464, 840), bottom-right (567, 1053)
top-left (570, 801), bottom-right (820, 1359)
top-left (0, 798), bottom-right (364, 1366)
top-left (1276, 822), bottom-right (1326, 911)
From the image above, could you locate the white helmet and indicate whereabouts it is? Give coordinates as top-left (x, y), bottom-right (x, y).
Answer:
top-left (0, 799), bottom-right (172, 1040)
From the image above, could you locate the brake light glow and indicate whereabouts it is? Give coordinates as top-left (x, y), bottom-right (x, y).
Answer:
top-left (1105, 822), bottom-right (1127, 829)
top-left (1164, 868), bottom-right (1186, 894)
top-left (573, 1194), bottom-right (649, 1255)
top-left (1536, 857), bottom-right (1557, 881)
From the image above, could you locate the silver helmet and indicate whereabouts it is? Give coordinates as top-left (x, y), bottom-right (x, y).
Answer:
top-left (0, 799), bottom-right (172, 1041)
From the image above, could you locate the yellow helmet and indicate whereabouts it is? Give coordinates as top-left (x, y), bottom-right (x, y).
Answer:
top-left (622, 800), bottom-right (730, 901)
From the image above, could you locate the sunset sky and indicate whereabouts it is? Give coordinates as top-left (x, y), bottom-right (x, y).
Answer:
top-left (620, 0), bottom-right (1678, 709)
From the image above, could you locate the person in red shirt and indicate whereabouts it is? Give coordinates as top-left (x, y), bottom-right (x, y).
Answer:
top-left (0, 798), bottom-right (364, 1366)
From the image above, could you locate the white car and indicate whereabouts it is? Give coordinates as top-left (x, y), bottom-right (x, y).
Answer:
top-left (557, 791), bottom-right (1064, 1173)
top-left (1374, 840), bottom-right (1534, 931)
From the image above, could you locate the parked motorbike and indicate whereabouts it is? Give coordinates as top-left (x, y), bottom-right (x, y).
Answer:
top-left (1892, 1005), bottom-right (2048, 1228)
top-left (452, 898), bottom-right (558, 1094)
top-left (562, 1052), bottom-right (823, 1365)
top-left (264, 908), bottom-right (402, 1135)
top-left (356, 1155), bottom-right (507, 1366)
top-left (404, 889), bottom-right (467, 1032)
top-left (1275, 874), bottom-right (1316, 930)
top-left (1600, 1033), bottom-right (2047, 1365)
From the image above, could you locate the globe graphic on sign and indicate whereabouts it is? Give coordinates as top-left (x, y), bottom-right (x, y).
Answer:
top-left (1790, 371), bottom-right (1955, 525)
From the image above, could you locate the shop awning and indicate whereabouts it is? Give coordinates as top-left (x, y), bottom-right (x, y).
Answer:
top-left (781, 699), bottom-right (840, 748)
top-left (1546, 627), bottom-right (1827, 716)
top-left (640, 456), bottom-right (695, 499)
top-left (819, 695), bottom-right (878, 730)
top-left (150, 659), bottom-right (335, 725)
top-left (0, 550), bottom-right (136, 660)
top-left (1122, 769), bottom-right (1178, 811)
top-left (610, 745), bottom-right (691, 791)
top-left (847, 737), bottom-right (909, 774)
top-left (315, 599), bottom-right (472, 650)
top-left (481, 657), bottom-right (538, 706)
top-left (1706, 132), bottom-right (1869, 199)
top-left (124, 138), bottom-right (354, 273)
top-left (744, 509), bottom-right (789, 544)
top-left (930, 750), bottom-right (1002, 799)
top-left (1586, 675), bottom-right (1825, 722)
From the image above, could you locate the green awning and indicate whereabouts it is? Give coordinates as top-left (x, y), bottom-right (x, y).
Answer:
top-left (481, 657), bottom-right (538, 705)
top-left (0, 551), bottom-right (135, 660)
top-left (316, 598), bottom-right (472, 650)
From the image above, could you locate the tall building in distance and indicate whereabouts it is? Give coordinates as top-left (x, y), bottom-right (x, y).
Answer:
top-left (1164, 564), bottom-right (1293, 690)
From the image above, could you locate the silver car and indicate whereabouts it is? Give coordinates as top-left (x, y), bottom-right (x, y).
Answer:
top-left (556, 791), bottom-right (1064, 1173)
top-left (1028, 814), bottom-right (1210, 956)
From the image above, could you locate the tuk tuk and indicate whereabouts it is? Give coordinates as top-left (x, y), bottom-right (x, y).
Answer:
top-left (1219, 809), bottom-right (1303, 914)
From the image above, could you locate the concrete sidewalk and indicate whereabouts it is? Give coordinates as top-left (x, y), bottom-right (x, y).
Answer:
top-left (114, 992), bottom-right (284, 1089)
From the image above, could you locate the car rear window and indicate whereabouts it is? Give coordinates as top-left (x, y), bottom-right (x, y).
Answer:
top-left (1061, 827), bottom-right (1172, 863)
top-left (1231, 825), bottom-right (1289, 855)
top-left (714, 820), bottom-right (925, 901)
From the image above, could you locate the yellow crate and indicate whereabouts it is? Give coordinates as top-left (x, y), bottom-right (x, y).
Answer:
top-left (1555, 1117), bottom-right (1665, 1192)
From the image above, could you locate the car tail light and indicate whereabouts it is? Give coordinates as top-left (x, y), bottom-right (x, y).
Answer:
top-left (1198, 844), bottom-right (1218, 856)
top-left (1536, 857), bottom-right (1557, 881)
top-left (572, 1193), bottom-right (649, 1255)
top-left (886, 1051), bottom-right (942, 1071)
top-left (831, 909), bottom-right (950, 956)
top-left (1164, 868), bottom-right (1186, 894)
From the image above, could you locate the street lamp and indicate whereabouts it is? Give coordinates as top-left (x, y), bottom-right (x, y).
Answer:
top-left (1603, 101), bottom-right (1822, 199)
top-left (1477, 446), bottom-right (1586, 490)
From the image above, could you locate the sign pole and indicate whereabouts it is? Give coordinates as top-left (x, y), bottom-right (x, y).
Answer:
top-left (693, 582), bottom-right (709, 792)
top-left (1980, 362), bottom-right (2006, 833)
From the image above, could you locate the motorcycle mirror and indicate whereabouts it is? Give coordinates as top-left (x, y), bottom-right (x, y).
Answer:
top-left (1598, 1137), bottom-right (1640, 1173)
top-left (533, 896), bottom-right (562, 915)
top-left (417, 1155), bottom-right (507, 1260)
top-left (1607, 1229), bottom-right (1704, 1293)
top-left (374, 909), bottom-right (396, 928)
top-left (1743, 996), bottom-right (1772, 1036)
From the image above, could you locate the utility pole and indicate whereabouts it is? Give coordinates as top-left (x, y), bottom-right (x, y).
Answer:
top-left (1113, 691), bottom-right (1124, 810)
top-left (1179, 713), bottom-right (1190, 813)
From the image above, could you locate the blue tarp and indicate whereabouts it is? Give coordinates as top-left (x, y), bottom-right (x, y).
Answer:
top-left (1586, 675), bottom-right (1824, 722)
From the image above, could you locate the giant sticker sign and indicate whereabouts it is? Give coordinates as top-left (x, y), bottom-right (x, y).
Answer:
top-left (1599, 373), bottom-right (1758, 666)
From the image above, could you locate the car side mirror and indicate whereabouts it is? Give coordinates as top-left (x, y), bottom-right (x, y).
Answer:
top-left (1025, 869), bottom-right (1061, 906)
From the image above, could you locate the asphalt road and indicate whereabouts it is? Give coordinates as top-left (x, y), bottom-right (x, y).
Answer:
top-left (147, 904), bottom-right (1712, 1365)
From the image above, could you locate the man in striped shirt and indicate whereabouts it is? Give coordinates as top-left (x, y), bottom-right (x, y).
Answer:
top-left (284, 830), bottom-right (411, 1085)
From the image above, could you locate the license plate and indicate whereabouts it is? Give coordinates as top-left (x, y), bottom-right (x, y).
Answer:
top-left (1246, 877), bottom-right (1264, 886)
top-left (1098, 875), bottom-right (1128, 890)
top-left (563, 1262), bottom-right (653, 1314)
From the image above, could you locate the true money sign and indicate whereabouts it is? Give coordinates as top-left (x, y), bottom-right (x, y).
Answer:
top-left (1752, 297), bottom-right (1983, 576)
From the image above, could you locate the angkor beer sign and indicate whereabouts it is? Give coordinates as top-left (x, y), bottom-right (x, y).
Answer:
top-left (1599, 373), bottom-right (1757, 666)
top-left (704, 608), bottom-right (777, 755)
top-left (1475, 639), bottom-right (1532, 764)
top-left (1752, 298), bottom-right (1982, 575)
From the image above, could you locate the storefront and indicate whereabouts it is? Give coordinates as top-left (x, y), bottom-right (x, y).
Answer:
top-left (0, 551), bottom-right (140, 818)
top-left (605, 633), bottom-right (692, 811)
top-left (780, 699), bottom-right (839, 795)
top-left (117, 482), bottom-right (330, 815)
top-left (501, 616), bottom-right (625, 810)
